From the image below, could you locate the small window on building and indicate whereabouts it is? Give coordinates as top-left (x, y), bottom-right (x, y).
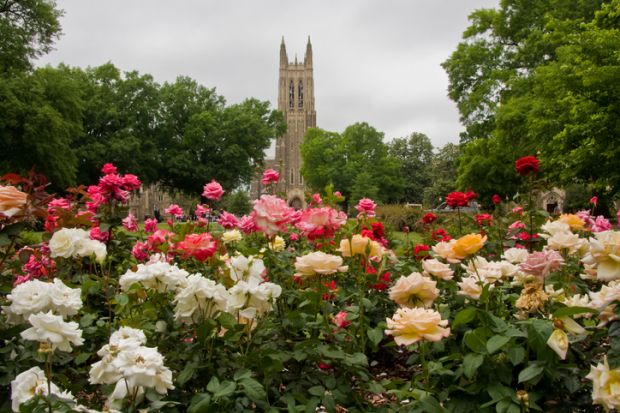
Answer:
top-left (290, 169), bottom-right (294, 185)
top-left (298, 80), bottom-right (303, 108)
top-left (289, 80), bottom-right (294, 108)
top-left (299, 171), bottom-right (303, 185)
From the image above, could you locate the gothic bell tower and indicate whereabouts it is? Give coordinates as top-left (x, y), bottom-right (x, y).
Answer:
top-left (275, 36), bottom-right (316, 208)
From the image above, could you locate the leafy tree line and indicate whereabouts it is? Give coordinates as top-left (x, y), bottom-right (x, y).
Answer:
top-left (300, 125), bottom-right (461, 208)
top-left (444, 0), bottom-right (620, 203)
top-left (0, 1), bottom-right (285, 194)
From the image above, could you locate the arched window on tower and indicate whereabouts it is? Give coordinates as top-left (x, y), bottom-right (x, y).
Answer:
top-left (298, 80), bottom-right (303, 108)
top-left (289, 81), bottom-right (294, 108)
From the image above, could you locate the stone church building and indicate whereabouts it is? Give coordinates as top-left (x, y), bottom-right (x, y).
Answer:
top-left (251, 37), bottom-right (316, 209)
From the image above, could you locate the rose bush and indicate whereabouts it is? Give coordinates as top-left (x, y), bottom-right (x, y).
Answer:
top-left (0, 161), bottom-right (619, 412)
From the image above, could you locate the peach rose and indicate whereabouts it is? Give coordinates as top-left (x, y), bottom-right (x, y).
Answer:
top-left (294, 251), bottom-right (348, 278)
top-left (385, 307), bottom-right (450, 346)
top-left (586, 356), bottom-right (620, 410)
top-left (388, 272), bottom-right (438, 308)
top-left (457, 276), bottom-right (489, 300)
top-left (338, 234), bottom-right (384, 259)
top-left (452, 233), bottom-right (487, 259)
top-left (558, 214), bottom-right (585, 231)
top-left (0, 185), bottom-right (27, 219)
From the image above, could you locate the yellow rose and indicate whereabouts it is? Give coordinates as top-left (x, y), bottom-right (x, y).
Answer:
top-left (385, 307), bottom-right (450, 346)
top-left (388, 272), bottom-right (438, 308)
top-left (0, 185), bottom-right (27, 219)
top-left (587, 356), bottom-right (620, 410)
top-left (221, 230), bottom-right (242, 244)
top-left (268, 235), bottom-right (286, 252)
top-left (558, 214), bottom-right (585, 231)
top-left (546, 329), bottom-right (569, 360)
top-left (294, 251), bottom-right (348, 278)
top-left (338, 234), bottom-right (384, 258)
top-left (452, 233), bottom-right (487, 259)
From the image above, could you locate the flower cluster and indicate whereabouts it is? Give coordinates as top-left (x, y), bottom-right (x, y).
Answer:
top-left (49, 227), bottom-right (107, 262)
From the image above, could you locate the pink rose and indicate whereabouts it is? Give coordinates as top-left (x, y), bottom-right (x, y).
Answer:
top-left (355, 198), bottom-right (377, 218)
top-left (144, 218), bottom-right (158, 233)
top-left (132, 241), bottom-right (149, 262)
top-left (122, 213), bottom-right (138, 232)
top-left (519, 249), bottom-right (564, 279)
top-left (122, 174), bottom-right (141, 191)
top-left (295, 207), bottom-right (347, 240)
top-left (47, 198), bottom-right (72, 215)
top-left (218, 211), bottom-right (239, 229)
top-left (261, 169), bottom-right (280, 185)
top-left (311, 193), bottom-right (322, 205)
top-left (203, 179), bottom-right (224, 201)
top-left (90, 226), bottom-right (109, 243)
top-left (177, 233), bottom-right (217, 262)
top-left (289, 232), bottom-right (299, 241)
top-left (195, 204), bottom-right (210, 218)
top-left (237, 215), bottom-right (257, 234)
top-left (165, 204), bottom-right (184, 218)
top-left (333, 311), bottom-right (350, 328)
top-left (101, 163), bottom-right (117, 174)
top-left (251, 195), bottom-right (294, 236)
top-left (590, 196), bottom-right (598, 205)
top-left (512, 206), bottom-right (524, 215)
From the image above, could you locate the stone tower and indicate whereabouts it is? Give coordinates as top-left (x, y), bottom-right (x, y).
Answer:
top-left (276, 36), bottom-right (316, 208)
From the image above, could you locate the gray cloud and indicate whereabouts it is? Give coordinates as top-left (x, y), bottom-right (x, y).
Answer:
top-left (39, 0), bottom-right (498, 148)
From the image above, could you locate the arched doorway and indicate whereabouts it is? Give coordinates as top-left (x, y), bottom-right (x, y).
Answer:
top-left (289, 197), bottom-right (303, 210)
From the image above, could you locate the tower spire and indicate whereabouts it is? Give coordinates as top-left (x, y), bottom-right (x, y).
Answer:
top-left (280, 36), bottom-right (288, 67)
top-left (305, 35), bottom-right (313, 66)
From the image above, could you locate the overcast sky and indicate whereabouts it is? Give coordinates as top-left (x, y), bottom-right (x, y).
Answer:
top-left (38, 0), bottom-right (499, 149)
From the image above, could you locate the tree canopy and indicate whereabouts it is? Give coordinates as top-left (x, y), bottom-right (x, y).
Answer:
top-left (301, 123), bottom-right (404, 208)
top-left (388, 132), bottom-right (433, 203)
top-left (0, 0), bottom-right (62, 73)
top-left (445, 0), bottom-right (620, 199)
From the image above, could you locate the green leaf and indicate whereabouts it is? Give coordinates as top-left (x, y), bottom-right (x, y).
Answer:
top-left (452, 307), bottom-right (477, 328)
top-left (462, 353), bottom-right (484, 379)
top-left (367, 327), bottom-right (383, 346)
top-left (74, 352), bottom-right (91, 365)
top-left (233, 369), bottom-right (252, 381)
top-left (506, 347), bottom-right (525, 366)
top-left (213, 381), bottom-right (236, 399)
top-left (206, 376), bottom-right (220, 393)
top-left (308, 385), bottom-right (325, 396)
top-left (553, 306), bottom-right (597, 318)
top-left (464, 328), bottom-right (488, 353)
top-left (486, 335), bottom-right (510, 354)
top-left (518, 363), bottom-right (545, 384)
top-left (177, 363), bottom-right (196, 386)
top-left (188, 393), bottom-right (211, 413)
top-left (114, 293), bottom-right (129, 306)
top-left (240, 378), bottom-right (266, 401)
top-left (218, 312), bottom-right (238, 329)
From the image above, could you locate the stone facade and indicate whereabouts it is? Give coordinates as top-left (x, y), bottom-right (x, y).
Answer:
top-left (251, 37), bottom-right (316, 209)
top-left (127, 183), bottom-right (198, 221)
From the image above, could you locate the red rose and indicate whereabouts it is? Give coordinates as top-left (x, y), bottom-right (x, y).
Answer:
top-left (515, 156), bottom-right (540, 176)
top-left (422, 212), bottom-right (437, 224)
top-left (492, 194), bottom-right (502, 205)
top-left (431, 228), bottom-right (451, 242)
top-left (413, 244), bottom-right (430, 260)
top-left (464, 190), bottom-right (478, 202)
top-left (446, 192), bottom-right (470, 208)
top-left (475, 214), bottom-right (493, 226)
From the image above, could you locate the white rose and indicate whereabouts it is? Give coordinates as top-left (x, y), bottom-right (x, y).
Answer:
top-left (74, 238), bottom-right (107, 262)
top-left (3, 279), bottom-right (52, 324)
top-left (173, 274), bottom-right (229, 322)
top-left (11, 366), bottom-right (73, 412)
top-left (547, 231), bottom-right (587, 254)
top-left (422, 258), bottom-right (454, 280)
top-left (49, 228), bottom-right (88, 258)
top-left (49, 278), bottom-right (83, 317)
top-left (457, 276), bottom-right (492, 300)
top-left (431, 239), bottom-right (460, 263)
top-left (540, 220), bottom-right (571, 238)
top-left (587, 356), bottom-right (620, 410)
top-left (20, 311), bottom-right (84, 352)
top-left (502, 247), bottom-right (529, 264)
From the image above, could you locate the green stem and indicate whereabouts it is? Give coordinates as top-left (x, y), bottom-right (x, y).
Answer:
top-left (45, 351), bottom-right (53, 413)
top-left (457, 207), bottom-right (463, 236)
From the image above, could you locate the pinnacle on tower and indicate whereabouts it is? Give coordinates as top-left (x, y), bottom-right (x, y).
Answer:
top-left (280, 36), bottom-right (288, 67)
top-left (305, 36), bottom-right (313, 66)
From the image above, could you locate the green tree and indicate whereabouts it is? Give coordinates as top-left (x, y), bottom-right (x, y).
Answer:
top-left (0, 0), bottom-right (63, 73)
top-left (388, 132), bottom-right (434, 203)
top-left (71, 63), bottom-right (162, 185)
top-left (445, 0), bottom-right (620, 199)
top-left (0, 66), bottom-right (82, 189)
top-left (301, 122), bottom-right (404, 208)
top-left (423, 143), bottom-right (461, 207)
top-left (222, 190), bottom-right (251, 216)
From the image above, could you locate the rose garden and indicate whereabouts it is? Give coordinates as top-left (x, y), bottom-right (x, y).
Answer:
top-left (2, 155), bottom-right (620, 412)
top-left (3, 1), bottom-right (620, 412)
